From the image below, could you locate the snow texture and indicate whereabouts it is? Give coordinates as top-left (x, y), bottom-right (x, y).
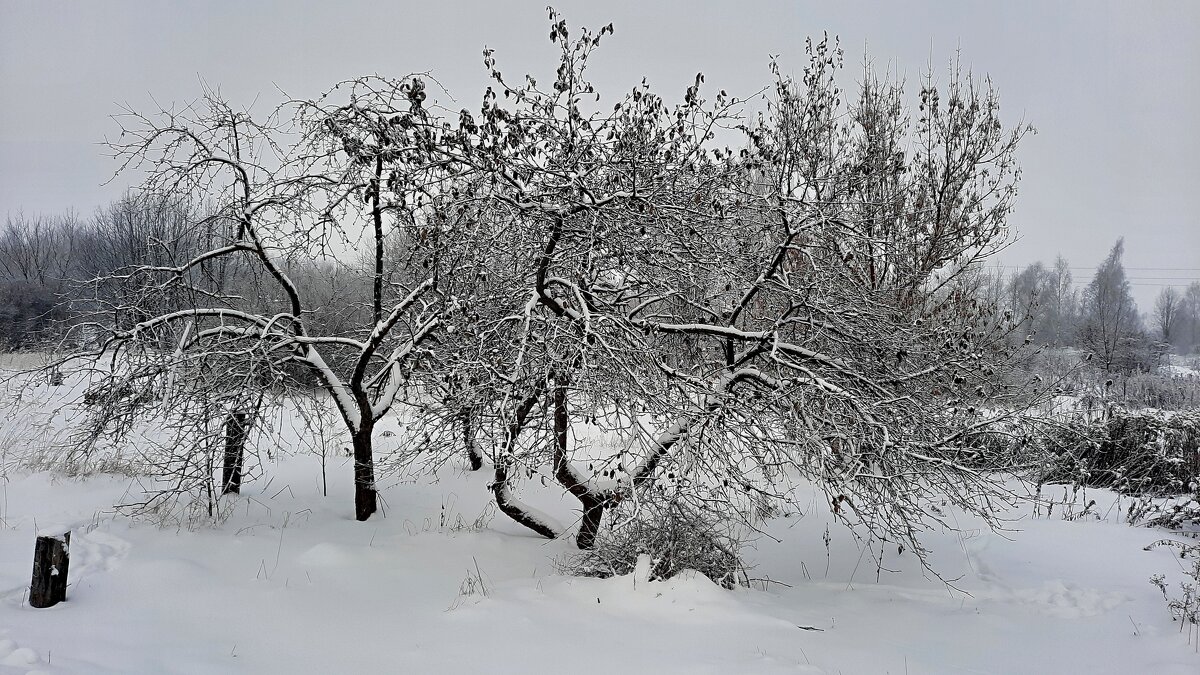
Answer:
top-left (1, 463), bottom-right (1199, 674)
top-left (2, 354), bottom-right (1199, 673)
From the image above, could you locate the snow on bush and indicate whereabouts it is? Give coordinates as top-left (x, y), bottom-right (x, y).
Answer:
top-left (1037, 408), bottom-right (1200, 499)
top-left (563, 498), bottom-right (748, 589)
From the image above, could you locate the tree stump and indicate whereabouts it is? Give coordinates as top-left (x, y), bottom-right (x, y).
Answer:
top-left (30, 532), bottom-right (70, 608)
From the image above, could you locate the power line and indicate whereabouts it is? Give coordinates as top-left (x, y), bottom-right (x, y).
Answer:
top-left (1072, 267), bottom-right (1199, 271)
top-left (998, 266), bottom-right (1200, 271)
top-left (1069, 279), bottom-right (1199, 283)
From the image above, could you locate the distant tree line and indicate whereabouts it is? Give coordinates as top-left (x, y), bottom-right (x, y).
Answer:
top-left (7, 204), bottom-right (1190, 377)
top-left (968, 238), bottom-right (1199, 373)
top-left (0, 198), bottom-right (369, 353)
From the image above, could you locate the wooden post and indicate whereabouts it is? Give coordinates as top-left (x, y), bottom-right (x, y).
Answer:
top-left (222, 411), bottom-right (249, 494)
top-left (30, 532), bottom-right (70, 608)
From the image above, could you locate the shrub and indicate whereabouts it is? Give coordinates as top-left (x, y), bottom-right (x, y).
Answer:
top-left (0, 279), bottom-right (65, 350)
top-left (1038, 409), bottom-right (1200, 497)
top-left (1148, 539), bottom-right (1200, 641)
top-left (563, 499), bottom-right (748, 589)
top-left (1122, 372), bottom-right (1200, 411)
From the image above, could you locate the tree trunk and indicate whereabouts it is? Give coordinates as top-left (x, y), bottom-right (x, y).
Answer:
top-left (491, 463), bottom-right (559, 539)
top-left (353, 423), bottom-right (377, 521)
top-left (462, 411), bottom-right (482, 471)
top-left (575, 495), bottom-right (607, 550)
top-left (550, 377), bottom-right (608, 550)
top-left (30, 532), bottom-right (70, 608)
top-left (221, 411), bottom-right (249, 494)
top-left (489, 386), bottom-right (560, 539)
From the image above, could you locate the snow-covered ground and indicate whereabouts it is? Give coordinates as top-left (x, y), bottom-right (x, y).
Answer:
top-left (2, 460), bottom-right (1199, 673)
top-left (2, 356), bottom-right (1200, 674)
top-left (1160, 359), bottom-right (1200, 379)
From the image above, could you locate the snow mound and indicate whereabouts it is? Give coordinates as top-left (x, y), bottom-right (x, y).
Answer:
top-left (296, 542), bottom-right (357, 568)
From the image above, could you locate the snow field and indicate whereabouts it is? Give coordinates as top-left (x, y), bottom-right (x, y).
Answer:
top-left (0, 457), bottom-right (1199, 673)
top-left (1, 360), bottom-right (1200, 673)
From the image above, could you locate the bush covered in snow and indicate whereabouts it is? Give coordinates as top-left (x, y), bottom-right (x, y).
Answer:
top-left (1118, 372), bottom-right (1200, 411)
top-left (563, 499), bottom-right (748, 589)
top-left (1149, 540), bottom-right (1200, 639)
top-left (1038, 409), bottom-right (1200, 498)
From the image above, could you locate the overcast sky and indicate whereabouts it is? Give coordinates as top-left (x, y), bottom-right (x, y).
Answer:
top-left (1, 0), bottom-right (1197, 308)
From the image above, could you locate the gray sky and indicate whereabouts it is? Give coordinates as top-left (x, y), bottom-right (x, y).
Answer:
top-left (2, 0), bottom-right (1197, 309)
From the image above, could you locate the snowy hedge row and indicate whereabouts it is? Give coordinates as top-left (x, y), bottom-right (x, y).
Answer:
top-left (1038, 409), bottom-right (1200, 497)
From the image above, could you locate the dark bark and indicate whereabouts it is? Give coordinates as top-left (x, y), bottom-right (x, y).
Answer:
top-left (490, 387), bottom-right (557, 538)
top-left (30, 532), bottom-right (70, 608)
top-left (576, 498), bottom-right (606, 550)
top-left (491, 462), bottom-right (559, 539)
top-left (221, 411), bottom-right (249, 495)
top-left (462, 411), bottom-right (483, 471)
top-left (370, 154), bottom-right (384, 326)
top-left (550, 377), bottom-right (609, 550)
top-left (352, 422), bottom-right (377, 521)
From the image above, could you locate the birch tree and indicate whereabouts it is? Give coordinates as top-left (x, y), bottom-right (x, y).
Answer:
top-left (1154, 287), bottom-right (1180, 346)
top-left (1079, 239), bottom-right (1141, 372)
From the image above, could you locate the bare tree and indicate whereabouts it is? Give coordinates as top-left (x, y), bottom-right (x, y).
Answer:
top-left (71, 195), bottom-right (217, 333)
top-left (1079, 239), bottom-right (1143, 372)
top-left (1008, 262), bottom-right (1048, 343)
top-left (1154, 286), bottom-right (1180, 346)
top-left (406, 20), bottom-right (1043, 567)
top-left (1042, 255), bottom-right (1077, 346)
top-left (0, 212), bottom-right (78, 286)
top-left (65, 81), bottom-right (462, 520)
top-left (1182, 282), bottom-right (1200, 354)
top-left (54, 13), bottom-right (1045, 572)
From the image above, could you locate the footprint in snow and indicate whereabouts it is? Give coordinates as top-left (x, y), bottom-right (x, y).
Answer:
top-left (71, 529), bottom-right (131, 575)
top-left (1008, 580), bottom-right (1128, 618)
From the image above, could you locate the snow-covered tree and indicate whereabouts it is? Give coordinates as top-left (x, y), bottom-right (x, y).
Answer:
top-left (409, 22), bottom-right (1044, 564)
top-left (60, 13), bottom-right (1045, 567)
top-left (1180, 281), bottom-right (1200, 354)
top-left (66, 80), bottom-right (460, 520)
top-left (1154, 287), bottom-right (1180, 346)
top-left (1008, 262), bottom-right (1048, 342)
top-left (1042, 255), bottom-right (1078, 346)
